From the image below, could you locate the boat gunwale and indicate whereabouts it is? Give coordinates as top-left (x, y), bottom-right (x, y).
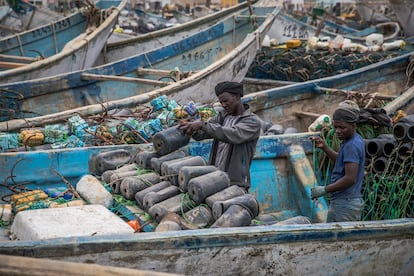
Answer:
top-left (277, 10), bottom-right (401, 42)
top-left (0, 218), bottom-right (413, 255)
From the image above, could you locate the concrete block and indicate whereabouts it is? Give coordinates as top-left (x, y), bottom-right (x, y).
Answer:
top-left (11, 204), bottom-right (134, 240)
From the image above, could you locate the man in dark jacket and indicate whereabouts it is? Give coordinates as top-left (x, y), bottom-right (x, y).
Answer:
top-left (179, 81), bottom-right (261, 190)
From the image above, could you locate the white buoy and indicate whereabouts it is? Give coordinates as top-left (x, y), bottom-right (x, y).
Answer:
top-left (76, 175), bottom-right (113, 208)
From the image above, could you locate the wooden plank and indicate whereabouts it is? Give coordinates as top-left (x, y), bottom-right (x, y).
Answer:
top-left (0, 24), bottom-right (19, 33)
top-left (384, 85), bottom-right (414, 115)
top-left (0, 61), bottom-right (27, 69)
top-left (0, 254), bottom-right (179, 276)
top-left (236, 15), bottom-right (267, 19)
top-left (317, 86), bottom-right (396, 101)
top-left (82, 73), bottom-right (171, 86)
top-left (136, 68), bottom-right (176, 76)
top-left (294, 111), bottom-right (321, 119)
top-left (136, 68), bottom-right (197, 77)
top-left (0, 54), bottom-right (38, 63)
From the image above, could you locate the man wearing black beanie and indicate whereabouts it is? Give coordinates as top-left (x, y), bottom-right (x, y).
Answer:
top-left (179, 81), bottom-right (261, 191)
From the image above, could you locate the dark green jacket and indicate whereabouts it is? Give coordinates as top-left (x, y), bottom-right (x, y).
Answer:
top-left (192, 104), bottom-right (261, 189)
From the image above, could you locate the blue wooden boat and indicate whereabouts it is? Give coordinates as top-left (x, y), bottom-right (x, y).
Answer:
top-left (0, 2), bottom-right (280, 124)
top-left (354, 0), bottom-right (393, 24)
top-left (0, 0), bottom-right (127, 84)
top-left (1, 46), bottom-right (412, 134)
top-left (268, 7), bottom-right (401, 43)
top-left (134, 8), bottom-right (173, 25)
top-left (117, 8), bottom-right (176, 36)
top-left (0, 118), bottom-right (413, 274)
top-left (95, 2), bottom-right (252, 65)
top-left (389, 0), bottom-right (414, 41)
top-left (0, 0), bottom-right (63, 39)
top-left (0, 53), bottom-right (413, 275)
top-left (134, 7), bottom-right (192, 26)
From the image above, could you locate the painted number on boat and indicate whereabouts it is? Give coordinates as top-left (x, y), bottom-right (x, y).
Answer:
top-left (282, 22), bottom-right (309, 39)
top-left (232, 52), bottom-right (249, 78)
top-left (181, 46), bottom-right (223, 65)
top-left (31, 18), bottom-right (72, 38)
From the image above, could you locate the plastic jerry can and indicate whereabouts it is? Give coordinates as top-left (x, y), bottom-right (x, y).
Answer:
top-left (76, 175), bottom-right (113, 208)
top-left (382, 40), bottom-right (406, 51)
top-left (308, 114), bottom-right (331, 132)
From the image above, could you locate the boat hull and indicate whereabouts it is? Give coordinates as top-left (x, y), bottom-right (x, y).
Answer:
top-left (0, 136), bottom-right (413, 274)
top-left (0, 0), bottom-right (126, 84)
top-left (0, 0), bottom-right (63, 39)
top-left (268, 9), bottom-right (400, 43)
top-left (96, 2), bottom-right (250, 65)
top-left (0, 53), bottom-right (414, 275)
top-left (0, 219), bottom-right (413, 275)
top-left (0, 5), bottom-right (279, 124)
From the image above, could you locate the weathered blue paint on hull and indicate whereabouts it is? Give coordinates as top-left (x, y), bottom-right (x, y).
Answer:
top-left (0, 13), bottom-right (87, 57)
top-left (96, 2), bottom-right (251, 65)
top-left (0, 0), bottom-right (63, 39)
top-left (0, 133), bottom-right (413, 274)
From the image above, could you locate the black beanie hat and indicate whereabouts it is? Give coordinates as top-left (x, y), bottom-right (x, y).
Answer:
top-left (215, 81), bottom-right (243, 97)
top-left (332, 100), bottom-right (360, 123)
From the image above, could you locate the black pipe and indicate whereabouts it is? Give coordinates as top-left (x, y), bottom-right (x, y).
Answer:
top-left (373, 157), bottom-right (388, 174)
top-left (393, 114), bottom-right (414, 141)
top-left (408, 125), bottom-right (414, 141)
top-left (393, 122), bottom-right (410, 141)
top-left (398, 142), bottom-right (413, 161)
top-left (365, 134), bottom-right (397, 158)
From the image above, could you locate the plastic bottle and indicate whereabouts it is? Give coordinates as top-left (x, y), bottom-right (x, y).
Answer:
top-left (0, 204), bottom-right (12, 223)
top-left (306, 37), bottom-right (318, 51)
top-left (342, 43), bottom-right (359, 52)
top-left (329, 35), bottom-right (344, 50)
top-left (308, 114), bottom-right (331, 132)
top-left (76, 175), bottom-right (114, 208)
top-left (262, 35), bottom-right (271, 47)
top-left (315, 41), bottom-right (329, 50)
top-left (367, 45), bottom-right (381, 52)
top-left (382, 40), bottom-right (406, 51)
top-left (319, 37), bottom-right (331, 43)
top-left (358, 45), bottom-right (368, 53)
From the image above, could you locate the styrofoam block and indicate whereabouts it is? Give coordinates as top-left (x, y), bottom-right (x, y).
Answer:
top-left (11, 204), bottom-right (134, 240)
